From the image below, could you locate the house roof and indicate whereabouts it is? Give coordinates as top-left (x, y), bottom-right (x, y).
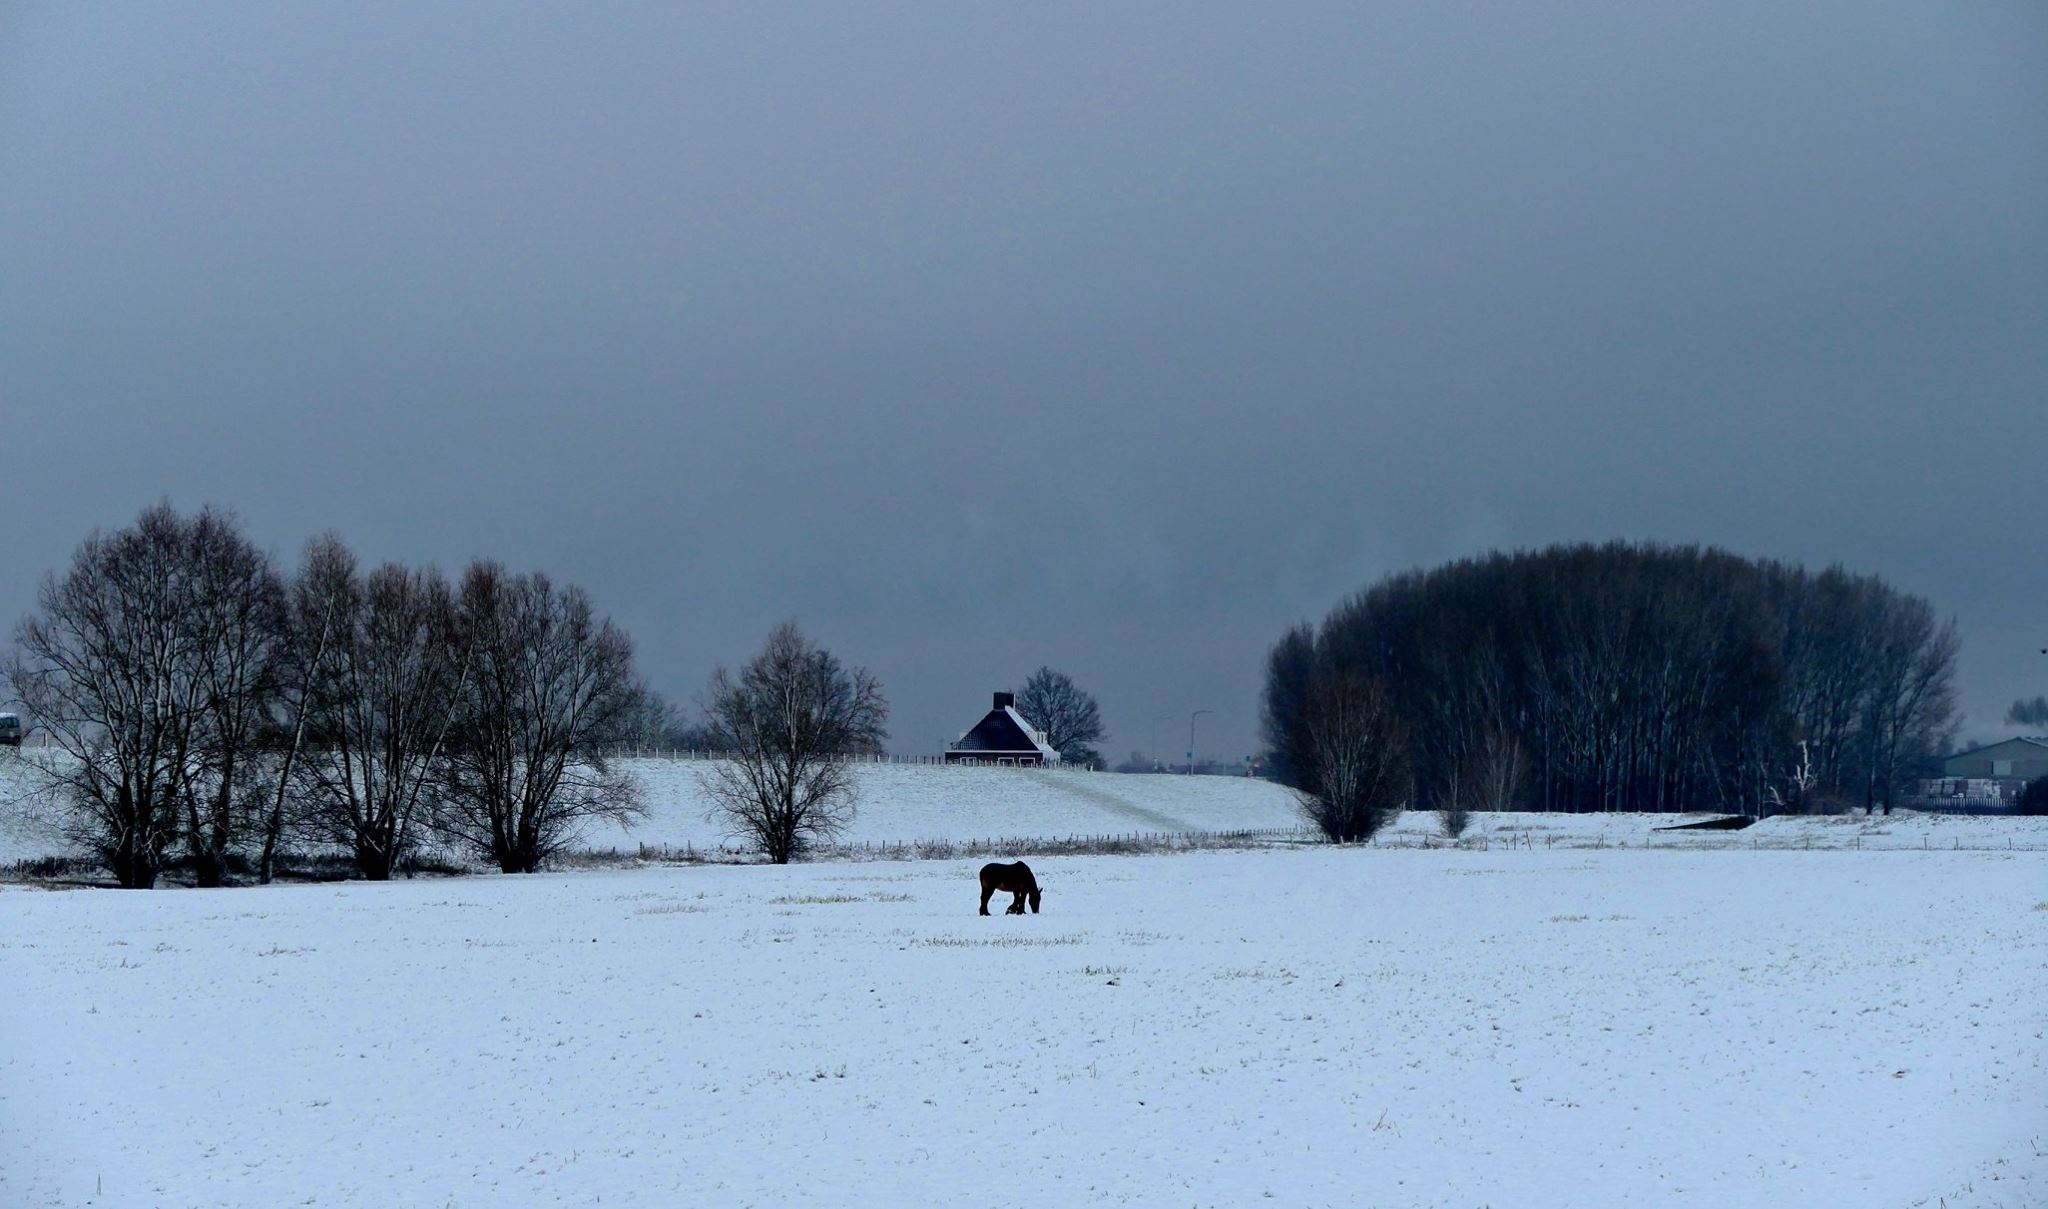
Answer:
top-left (1945, 736), bottom-right (2048, 761)
top-left (951, 705), bottom-right (1061, 762)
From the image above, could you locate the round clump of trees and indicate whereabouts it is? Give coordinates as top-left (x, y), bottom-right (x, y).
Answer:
top-left (1265, 542), bottom-right (1958, 837)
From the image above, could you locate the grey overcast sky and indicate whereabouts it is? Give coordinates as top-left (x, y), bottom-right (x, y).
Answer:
top-left (2, 2), bottom-right (2043, 759)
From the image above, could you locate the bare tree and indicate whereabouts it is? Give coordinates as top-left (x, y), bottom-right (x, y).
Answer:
top-left (1859, 597), bottom-right (1959, 814)
top-left (1776, 566), bottom-right (1881, 794)
top-left (1260, 624), bottom-right (1318, 789)
top-left (173, 512), bottom-right (290, 887)
top-left (4, 505), bottom-right (276, 887)
top-left (295, 558), bottom-right (470, 879)
top-left (618, 690), bottom-right (717, 752)
top-left (437, 563), bottom-right (646, 873)
top-left (1766, 738), bottom-right (1820, 815)
top-left (1473, 728), bottom-right (1527, 814)
top-left (254, 535), bottom-right (352, 883)
top-left (1295, 671), bottom-right (1410, 843)
top-left (1440, 727), bottom-right (1524, 837)
top-left (1013, 666), bottom-right (1106, 766)
top-left (700, 622), bottom-right (888, 863)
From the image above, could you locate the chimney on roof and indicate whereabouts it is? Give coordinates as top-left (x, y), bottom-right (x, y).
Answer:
top-left (993, 691), bottom-right (1015, 711)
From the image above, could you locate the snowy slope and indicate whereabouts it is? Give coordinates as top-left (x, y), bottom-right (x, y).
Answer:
top-left (0, 754), bottom-right (1304, 863)
top-left (0, 750), bottom-right (68, 863)
top-left (606, 759), bottom-right (1303, 852)
top-left (2, 845), bottom-right (2040, 1207)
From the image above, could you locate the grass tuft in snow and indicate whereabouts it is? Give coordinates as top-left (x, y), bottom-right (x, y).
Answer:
top-left (1220, 966), bottom-right (1297, 981)
top-left (913, 934), bottom-right (1086, 949)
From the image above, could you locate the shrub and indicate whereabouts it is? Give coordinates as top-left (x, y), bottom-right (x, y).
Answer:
top-left (1291, 673), bottom-right (1411, 843)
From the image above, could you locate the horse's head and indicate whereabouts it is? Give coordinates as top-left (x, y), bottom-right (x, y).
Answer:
top-left (1028, 887), bottom-right (1042, 914)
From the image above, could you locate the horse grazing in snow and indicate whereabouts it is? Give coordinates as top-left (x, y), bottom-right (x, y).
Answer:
top-left (978, 861), bottom-right (1042, 915)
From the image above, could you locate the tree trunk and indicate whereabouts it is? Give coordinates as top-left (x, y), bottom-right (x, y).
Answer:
top-left (356, 844), bottom-right (395, 881)
top-left (111, 844), bottom-right (158, 890)
top-left (258, 826), bottom-right (282, 885)
top-left (191, 852), bottom-right (227, 889)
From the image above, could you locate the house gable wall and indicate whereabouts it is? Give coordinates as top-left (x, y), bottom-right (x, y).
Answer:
top-left (952, 710), bottom-right (1037, 754)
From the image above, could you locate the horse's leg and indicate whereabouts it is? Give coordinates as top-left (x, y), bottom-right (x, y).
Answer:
top-left (1008, 891), bottom-right (1026, 914)
top-left (979, 882), bottom-right (994, 916)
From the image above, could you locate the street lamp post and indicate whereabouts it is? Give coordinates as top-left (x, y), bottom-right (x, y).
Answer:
top-left (1188, 709), bottom-right (1212, 775)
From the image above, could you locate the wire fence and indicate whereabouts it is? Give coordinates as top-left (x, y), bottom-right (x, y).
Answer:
top-left (1366, 830), bottom-right (2048, 853)
top-left (565, 822), bottom-right (2048, 867)
top-left (821, 826), bottom-right (1312, 861)
top-left (603, 749), bottom-right (1275, 777)
top-left (1902, 799), bottom-right (2038, 817)
top-left (604, 749), bottom-right (1150, 773)
top-left (569, 827), bottom-right (1313, 867)
top-left (608, 748), bottom-right (945, 764)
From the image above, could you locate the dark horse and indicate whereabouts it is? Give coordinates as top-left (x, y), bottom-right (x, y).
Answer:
top-left (978, 861), bottom-right (1042, 915)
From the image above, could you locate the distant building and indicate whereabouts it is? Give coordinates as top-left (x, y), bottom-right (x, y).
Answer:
top-left (1914, 739), bottom-right (2048, 805)
top-left (1943, 737), bottom-right (2048, 782)
top-left (944, 692), bottom-right (1061, 767)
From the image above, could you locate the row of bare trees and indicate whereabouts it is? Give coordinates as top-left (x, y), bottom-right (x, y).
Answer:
top-left (1265, 543), bottom-right (1960, 838)
top-left (5, 505), bottom-right (645, 887)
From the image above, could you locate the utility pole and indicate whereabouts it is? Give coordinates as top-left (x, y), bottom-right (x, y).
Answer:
top-left (1187, 709), bottom-right (1212, 774)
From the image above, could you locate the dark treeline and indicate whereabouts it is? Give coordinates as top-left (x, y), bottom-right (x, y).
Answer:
top-left (5, 504), bottom-right (646, 887)
top-left (1265, 543), bottom-right (1959, 827)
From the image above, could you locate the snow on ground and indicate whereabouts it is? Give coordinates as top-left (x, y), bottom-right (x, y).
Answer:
top-left (8, 750), bottom-right (2041, 868)
top-left (0, 754), bottom-right (1305, 864)
top-left (1380, 807), bottom-right (2048, 853)
top-left (605, 759), bottom-right (1304, 852)
top-left (0, 751), bottom-right (69, 863)
top-left (2, 845), bottom-right (2042, 1207)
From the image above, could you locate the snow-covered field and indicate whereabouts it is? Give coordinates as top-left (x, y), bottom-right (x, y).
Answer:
top-left (597, 762), bottom-right (2048, 854)
top-left (3, 844), bottom-right (2042, 1207)
top-left (0, 754), bottom-right (1305, 864)
top-left (8, 750), bottom-right (2042, 868)
top-left (606, 759), bottom-right (1307, 853)
top-left (1380, 804), bottom-right (2048, 852)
